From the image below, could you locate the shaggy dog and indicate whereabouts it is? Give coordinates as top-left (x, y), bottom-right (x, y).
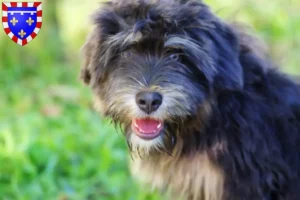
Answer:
top-left (80, 0), bottom-right (300, 199)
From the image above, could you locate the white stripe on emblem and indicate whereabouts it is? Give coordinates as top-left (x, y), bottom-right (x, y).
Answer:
top-left (37, 4), bottom-right (42, 11)
top-left (8, 32), bottom-right (13, 39)
top-left (37, 17), bottom-right (42, 22)
top-left (3, 11), bottom-right (8, 17)
top-left (17, 2), bottom-right (22, 7)
top-left (27, 36), bottom-right (33, 42)
top-left (28, 2), bottom-right (34, 7)
top-left (33, 28), bottom-right (40, 34)
top-left (4, 2), bottom-right (11, 7)
top-left (3, 22), bottom-right (8, 29)
top-left (8, 11), bottom-right (37, 15)
top-left (17, 39), bottom-right (22, 45)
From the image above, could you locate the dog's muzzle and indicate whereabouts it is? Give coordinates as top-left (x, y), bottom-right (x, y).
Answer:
top-left (132, 91), bottom-right (164, 140)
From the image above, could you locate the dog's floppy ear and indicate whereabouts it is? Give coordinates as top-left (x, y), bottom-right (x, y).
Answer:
top-left (232, 24), bottom-right (271, 88)
top-left (80, 4), bottom-right (127, 86)
top-left (209, 23), bottom-right (245, 92)
top-left (80, 29), bottom-right (100, 85)
top-left (214, 23), bottom-right (271, 92)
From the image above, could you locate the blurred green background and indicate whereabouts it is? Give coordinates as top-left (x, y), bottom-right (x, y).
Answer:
top-left (0, 0), bottom-right (299, 199)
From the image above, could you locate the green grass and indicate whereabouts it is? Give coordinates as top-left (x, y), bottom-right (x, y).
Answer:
top-left (0, 0), bottom-right (299, 199)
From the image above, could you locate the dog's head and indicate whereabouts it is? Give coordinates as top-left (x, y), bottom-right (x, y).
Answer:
top-left (81, 0), bottom-right (245, 155)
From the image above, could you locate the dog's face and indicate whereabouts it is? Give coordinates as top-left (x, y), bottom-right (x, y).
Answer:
top-left (81, 0), bottom-right (244, 155)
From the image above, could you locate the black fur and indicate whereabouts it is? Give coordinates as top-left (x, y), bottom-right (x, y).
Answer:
top-left (81, 0), bottom-right (300, 199)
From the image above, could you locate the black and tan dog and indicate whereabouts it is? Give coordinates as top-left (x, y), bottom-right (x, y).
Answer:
top-left (80, 0), bottom-right (300, 199)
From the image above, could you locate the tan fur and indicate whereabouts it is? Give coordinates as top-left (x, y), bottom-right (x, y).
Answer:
top-left (93, 97), bottom-right (106, 114)
top-left (130, 140), bottom-right (225, 200)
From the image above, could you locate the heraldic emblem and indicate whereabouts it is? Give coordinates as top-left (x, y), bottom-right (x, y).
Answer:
top-left (2, 2), bottom-right (42, 46)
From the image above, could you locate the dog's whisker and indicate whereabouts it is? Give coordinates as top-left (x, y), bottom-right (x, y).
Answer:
top-left (129, 76), bottom-right (147, 87)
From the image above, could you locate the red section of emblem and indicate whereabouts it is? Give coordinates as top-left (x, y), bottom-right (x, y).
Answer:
top-left (33, 2), bottom-right (41, 7)
top-left (2, 2), bottom-right (43, 46)
top-left (2, 3), bottom-right (8, 11)
top-left (2, 16), bottom-right (7, 22)
top-left (4, 27), bottom-right (10, 34)
top-left (31, 32), bottom-right (37, 39)
top-left (36, 22), bottom-right (42, 29)
top-left (12, 35), bottom-right (18, 43)
top-left (11, 2), bottom-right (17, 7)
top-left (37, 10), bottom-right (42, 17)
top-left (22, 39), bottom-right (27, 46)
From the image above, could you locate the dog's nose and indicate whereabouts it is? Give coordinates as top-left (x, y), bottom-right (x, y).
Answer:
top-left (136, 91), bottom-right (163, 114)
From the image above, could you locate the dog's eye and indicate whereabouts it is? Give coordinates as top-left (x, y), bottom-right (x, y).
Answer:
top-left (122, 52), bottom-right (132, 59)
top-left (169, 54), bottom-right (179, 61)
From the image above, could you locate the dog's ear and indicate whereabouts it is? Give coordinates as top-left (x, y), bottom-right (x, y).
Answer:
top-left (80, 5), bottom-right (129, 86)
top-left (210, 23), bottom-right (245, 92)
top-left (80, 28), bottom-right (100, 85)
top-left (232, 24), bottom-right (271, 88)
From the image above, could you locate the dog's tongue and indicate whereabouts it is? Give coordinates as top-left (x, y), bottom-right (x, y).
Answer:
top-left (134, 119), bottom-right (161, 133)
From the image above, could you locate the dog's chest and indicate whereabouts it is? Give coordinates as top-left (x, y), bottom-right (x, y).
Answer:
top-left (130, 153), bottom-right (224, 200)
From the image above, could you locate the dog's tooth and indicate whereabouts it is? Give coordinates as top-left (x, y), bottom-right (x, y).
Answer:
top-left (134, 123), bottom-right (139, 128)
top-left (157, 123), bottom-right (162, 129)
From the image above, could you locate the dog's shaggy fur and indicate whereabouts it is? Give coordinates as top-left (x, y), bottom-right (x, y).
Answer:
top-left (80, 0), bottom-right (300, 199)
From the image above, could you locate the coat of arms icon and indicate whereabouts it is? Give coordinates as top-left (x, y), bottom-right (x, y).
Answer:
top-left (2, 2), bottom-right (42, 46)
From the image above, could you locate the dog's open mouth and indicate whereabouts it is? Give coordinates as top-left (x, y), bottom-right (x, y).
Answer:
top-left (132, 118), bottom-right (163, 140)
